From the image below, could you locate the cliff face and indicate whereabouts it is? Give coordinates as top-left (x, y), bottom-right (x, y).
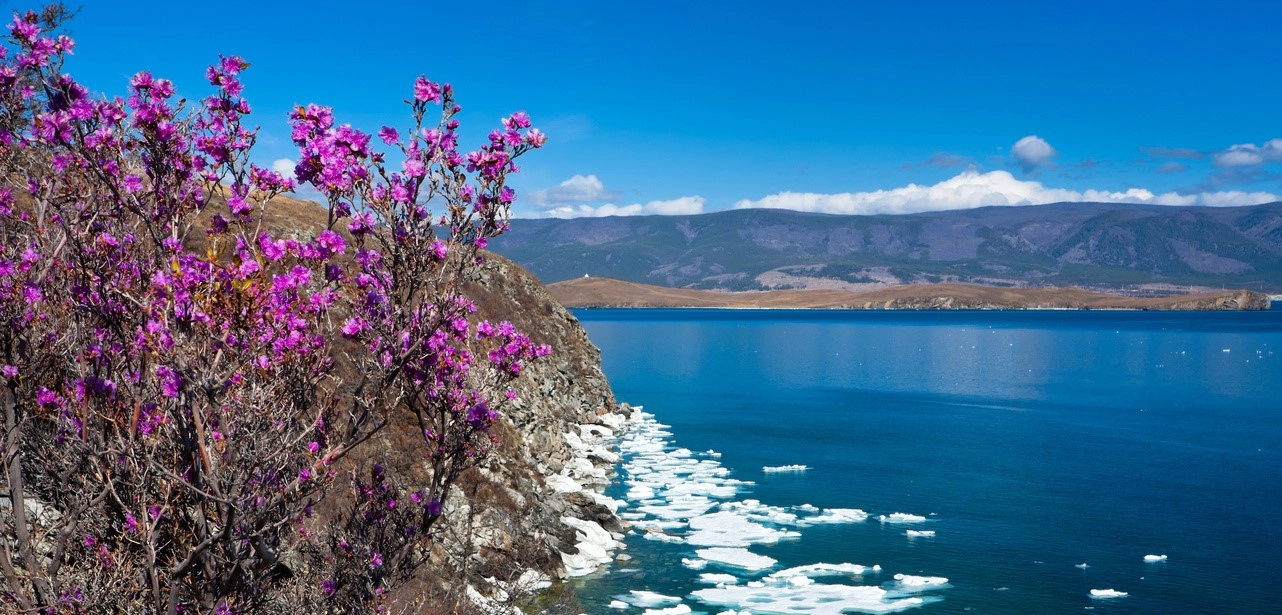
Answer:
top-left (390, 254), bottom-right (624, 609)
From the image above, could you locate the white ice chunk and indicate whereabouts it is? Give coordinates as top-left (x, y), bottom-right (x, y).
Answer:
top-left (768, 563), bottom-right (872, 579)
top-left (797, 508), bottom-right (869, 525)
top-left (1090, 588), bottom-right (1128, 598)
top-left (894, 574), bottom-right (948, 589)
top-left (695, 548), bottom-right (778, 571)
top-left (1143, 554), bottom-right (1168, 562)
top-left (642, 606), bottom-right (691, 615)
top-left (545, 474), bottom-right (582, 494)
top-left (681, 558), bottom-right (708, 570)
top-left (762, 464), bottom-right (809, 473)
top-left (686, 510), bottom-right (800, 547)
top-left (879, 512), bottom-right (928, 523)
top-left (624, 590), bottom-right (682, 608)
top-left (906, 530), bottom-right (935, 537)
top-left (607, 599), bottom-right (629, 609)
top-left (693, 581), bottom-right (930, 615)
top-left (698, 573), bottom-right (740, 586)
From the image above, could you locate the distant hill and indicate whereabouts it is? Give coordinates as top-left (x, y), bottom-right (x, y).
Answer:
top-left (491, 202), bottom-right (1282, 293)
top-left (546, 277), bottom-right (1270, 310)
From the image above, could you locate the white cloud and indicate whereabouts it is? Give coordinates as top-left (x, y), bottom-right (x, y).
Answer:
top-left (1011, 135), bottom-right (1057, 173)
top-left (529, 174), bottom-right (613, 207)
top-left (539, 196), bottom-right (706, 218)
top-left (732, 169), bottom-right (1279, 215)
top-left (271, 158), bottom-right (296, 179)
top-left (1212, 139), bottom-right (1282, 167)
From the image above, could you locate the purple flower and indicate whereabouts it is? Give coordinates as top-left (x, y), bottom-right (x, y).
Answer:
top-left (340, 317), bottom-right (366, 338)
top-left (298, 468), bottom-right (311, 482)
top-left (369, 551), bottom-right (383, 568)
top-left (316, 229), bottom-right (346, 255)
top-left (124, 513), bottom-right (138, 533)
top-left (259, 233), bottom-right (287, 261)
top-left (413, 76), bottom-right (442, 103)
top-left (426, 499), bottom-right (442, 516)
top-left (378, 126), bottom-right (398, 145)
top-left (308, 441), bottom-right (320, 453)
top-left (430, 240), bottom-right (448, 261)
top-left (321, 580), bottom-right (337, 597)
top-left (83, 535), bottom-right (96, 548)
top-left (123, 174), bottom-right (143, 193)
top-left (1, 365), bottom-right (16, 378)
top-left (36, 387), bottom-right (58, 407)
top-left (348, 211), bottom-right (375, 235)
top-left (156, 366), bottom-right (183, 398)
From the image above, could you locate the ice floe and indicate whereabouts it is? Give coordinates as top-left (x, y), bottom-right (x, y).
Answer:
top-left (879, 512), bottom-right (928, 523)
top-left (696, 547), bottom-right (778, 571)
top-left (763, 464), bottom-right (809, 472)
top-left (1144, 554), bottom-right (1168, 562)
top-left (698, 573), bottom-right (741, 586)
top-left (894, 574), bottom-right (949, 589)
top-left (693, 579), bottom-right (932, 614)
top-left (606, 409), bottom-right (947, 613)
top-left (685, 510), bottom-right (801, 547)
top-left (681, 557), bottom-right (708, 570)
top-left (622, 590), bottom-right (682, 608)
top-left (1090, 588), bottom-right (1128, 598)
top-left (642, 606), bottom-right (691, 615)
top-left (905, 530), bottom-right (935, 538)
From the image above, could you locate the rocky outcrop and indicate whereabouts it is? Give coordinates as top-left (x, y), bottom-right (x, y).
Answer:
top-left (396, 254), bottom-right (627, 608)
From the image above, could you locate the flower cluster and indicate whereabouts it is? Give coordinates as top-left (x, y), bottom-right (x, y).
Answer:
top-left (0, 5), bottom-right (546, 613)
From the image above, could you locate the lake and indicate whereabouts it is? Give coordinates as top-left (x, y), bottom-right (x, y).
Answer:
top-left (570, 309), bottom-right (1282, 614)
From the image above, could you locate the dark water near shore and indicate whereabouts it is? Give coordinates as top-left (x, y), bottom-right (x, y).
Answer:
top-left (572, 309), bottom-right (1282, 614)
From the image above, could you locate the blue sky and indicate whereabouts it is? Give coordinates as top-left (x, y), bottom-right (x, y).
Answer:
top-left (45, 0), bottom-right (1282, 217)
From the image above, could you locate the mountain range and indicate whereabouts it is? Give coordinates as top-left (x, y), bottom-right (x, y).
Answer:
top-left (492, 202), bottom-right (1282, 293)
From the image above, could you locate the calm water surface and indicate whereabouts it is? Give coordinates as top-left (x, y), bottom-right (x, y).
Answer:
top-left (571, 309), bottom-right (1282, 614)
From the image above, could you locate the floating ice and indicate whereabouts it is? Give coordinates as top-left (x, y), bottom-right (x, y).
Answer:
top-left (696, 547), bottom-right (778, 571)
top-left (906, 530), bottom-right (935, 538)
top-left (879, 512), bottom-right (928, 523)
top-left (693, 578), bottom-right (932, 615)
top-left (1090, 589), bottom-right (1128, 598)
top-left (607, 600), bottom-right (629, 609)
top-left (894, 574), bottom-right (949, 589)
top-left (763, 464), bottom-right (809, 473)
top-left (1075, 563), bottom-right (1089, 569)
top-left (686, 510), bottom-right (800, 547)
top-left (642, 606), bottom-right (691, 615)
top-left (682, 558), bottom-right (708, 570)
top-left (623, 590), bottom-right (682, 608)
top-left (796, 507), bottom-right (869, 525)
top-left (698, 573), bottom-right (740, 586)
top-left (768, 563), bottom-right (874, 579)
top-left (1143, 554), bottom-right (1168, 562)
top-left (611, 410), bottom-right (945, 612)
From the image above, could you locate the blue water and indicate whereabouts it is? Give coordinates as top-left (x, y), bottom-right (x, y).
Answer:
top-left (571, 309), bottom-right (1282, 614)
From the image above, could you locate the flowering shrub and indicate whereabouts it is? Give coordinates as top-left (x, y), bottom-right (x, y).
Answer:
top-left (0, 5), bottom-right (547, 613)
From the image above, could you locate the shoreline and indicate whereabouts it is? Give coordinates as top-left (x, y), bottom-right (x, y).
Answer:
top-left (547, 278), bottom-right (1272, 311)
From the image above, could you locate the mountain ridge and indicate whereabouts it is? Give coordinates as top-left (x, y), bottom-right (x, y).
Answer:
top-left (492, 201), bottom-right (1282, 293)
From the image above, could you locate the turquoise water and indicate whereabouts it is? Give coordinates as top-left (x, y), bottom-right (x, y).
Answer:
top-left (571, 309), bottom-right (1282, 614)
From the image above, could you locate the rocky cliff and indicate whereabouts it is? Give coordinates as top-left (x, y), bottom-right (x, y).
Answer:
top-left (373, 254), bottom-right (629, 612)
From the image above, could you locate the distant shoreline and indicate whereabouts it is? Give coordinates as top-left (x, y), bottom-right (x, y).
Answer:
top-left (547, 277), bottom-right (1272, 311)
